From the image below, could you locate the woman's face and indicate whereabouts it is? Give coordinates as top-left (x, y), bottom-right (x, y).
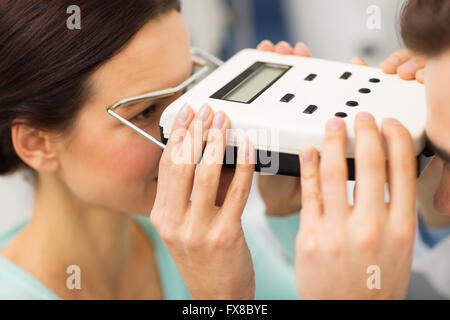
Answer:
top-left (52, 10), bottom-right (193, 215)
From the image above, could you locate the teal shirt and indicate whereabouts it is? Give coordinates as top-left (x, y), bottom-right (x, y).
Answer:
top-left (0, 214), bottom-right (299, 300)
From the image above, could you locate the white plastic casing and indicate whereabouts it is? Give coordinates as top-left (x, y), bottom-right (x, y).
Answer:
top-left (160, 49), bottom-right (427, 157)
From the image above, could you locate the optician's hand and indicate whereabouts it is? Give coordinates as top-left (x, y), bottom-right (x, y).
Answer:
top-left (150, 104), bottom-right (256, 299)
top-left (256, 40), bottom-right (367, 216)
top-left (296, 113), bottom-right (417, 299)
top-left (381, 49), bottom-right (426, 83)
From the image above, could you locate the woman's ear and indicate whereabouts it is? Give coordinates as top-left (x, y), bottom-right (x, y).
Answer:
top-left (11, 123), bottom-right (59, 173)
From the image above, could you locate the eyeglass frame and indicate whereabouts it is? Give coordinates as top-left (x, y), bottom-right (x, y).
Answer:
top-left (106, 47), bottom-right (223, 150)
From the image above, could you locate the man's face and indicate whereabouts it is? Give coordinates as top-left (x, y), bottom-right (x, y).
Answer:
top-left (424, 49), bottom-right (450, 215)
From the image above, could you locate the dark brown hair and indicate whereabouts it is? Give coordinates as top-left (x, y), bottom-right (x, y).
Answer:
top-left (0, 0), bottom-right (180, 176)
top-left (401, 0), bottom-right (450, 57)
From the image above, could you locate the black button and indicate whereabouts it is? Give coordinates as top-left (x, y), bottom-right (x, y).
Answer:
top-left (346, 101), bottom-right (359, 107)
top-left (335, 112), bottom-right (348, 118)
top-left (369, 78), bottom-right (380, 83)
top-left (359, 88), bottom-right (371, 94)
top-left (303, 105), bottom-right (318, 114)
top-left (281, 93), bottom-right (295, 103)
top-left (340, 72), bottom-right (352, 80)
top-left (305, 73), bottom-right (317, 81)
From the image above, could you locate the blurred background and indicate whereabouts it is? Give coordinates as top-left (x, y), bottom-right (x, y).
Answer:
top-left (1, 0), bottom-right (406, 234)
top-left (182, 0), bottom-right (406, 64)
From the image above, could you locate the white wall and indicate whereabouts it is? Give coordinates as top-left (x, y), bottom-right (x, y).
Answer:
top-left (283, 0), bottom-right (406, 66)
top-left (180, 0), bottom-right (230, 55)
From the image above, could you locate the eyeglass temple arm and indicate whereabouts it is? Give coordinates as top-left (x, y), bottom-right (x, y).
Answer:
top-left (191, 47), bottom-right (224, 68)
top-left (107, 48), bottom-right (223, 150)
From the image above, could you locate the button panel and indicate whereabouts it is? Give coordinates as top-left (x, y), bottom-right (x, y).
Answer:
top-left (280, 93), bottom-right (295, 103)
top-left (304, 73), bottom-right (317, 81)
top-left (303, 105), bottom-right (318, 114)
top-left (335, 112), bottom-right (348, 118)
top-left (340, 72), bottom-right (352, 80)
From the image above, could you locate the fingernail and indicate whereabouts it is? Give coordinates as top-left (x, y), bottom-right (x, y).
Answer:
top-left (294, 42), bottom-right (309, 55)
top-left (212, 111), bottom-right (225, 129)
top-left (260, 40), bottom-right (273, 47)
top-left (177, 104), bottom-right (190, 124)
top-left (356, 112), bottom-right (375, 121)
top-left (295, 42), bottom-right (305, 49)
top-left (301, 148), bottom-right (313, 163)
top-left (385, 56), bottom-right (400, 66)
top-left (197, 104), bottom-right (211, 121)
top-left (400, 61), bottom-right (418, 74)
top-left (327, 118), bottom-right (343, 130)
top-left (384, 118), bottom-right (400, 125)
top-left (276, 41), bottom-right (292, 53)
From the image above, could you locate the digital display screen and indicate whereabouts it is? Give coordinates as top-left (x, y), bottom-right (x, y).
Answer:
top-left (211, 62), bottom-right (291, 104)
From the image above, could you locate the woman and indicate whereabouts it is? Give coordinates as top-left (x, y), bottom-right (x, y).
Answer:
top-left (0, 0), bottom-right (300, 299)
top-left (0, 0), bottom-right (421, 300)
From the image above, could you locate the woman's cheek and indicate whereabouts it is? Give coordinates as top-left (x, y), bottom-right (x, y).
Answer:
top-left (103, 141), bottom-right (162, 212)
top-left (111, 139), bottom-right (162, 178)
top-left (59, 137), bottom-right (161, 214)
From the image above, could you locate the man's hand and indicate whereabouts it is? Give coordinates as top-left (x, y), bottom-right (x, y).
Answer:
top-left (295, 114), bottom-right (417, 299)
top-left (381, 49), bottom-right (426, 83)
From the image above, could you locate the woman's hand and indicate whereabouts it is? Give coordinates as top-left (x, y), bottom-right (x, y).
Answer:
top-left (296, 113), bottom-right (418, 299)
top-left (255, 40), bottom-right (367, 216)
top-left (381, 49), bottom-right (426, 83)
top-left (150, 104), bottom-right (256, 299)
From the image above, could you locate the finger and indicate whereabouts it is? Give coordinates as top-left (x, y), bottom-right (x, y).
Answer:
top-left (164, 105), bottom-right (214, 213)
top-left (191, 111), bottom-right (230, 217)
top-left (299, 147), bottom-right (322, 225)
top-left (353, 112), bottom-right (387, 214)
top-left (181, 104), bottom-right (213, 165)
top-left (380, 50), bottom-right (412, 74)
top-left (397, 58), bottom-right (426, 81)
top-left (416, 68), bottom-right (425, 84)
top-left (275, 41), bottom-right (294, 55)
top-left (320, 118), bottom-right (349, 216)
top-left (154, 104), bottom-right (194, 208)
top-left (349, 56), bottom-right (368, 66)
top-left (220, 138), bottom-right (255, 223)
top-left (381, 118), bottom-right (417, 220)
top-left (257, 40), bottom-right (275, 52)
top-left (293, 42), bottom-right (312, 57)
